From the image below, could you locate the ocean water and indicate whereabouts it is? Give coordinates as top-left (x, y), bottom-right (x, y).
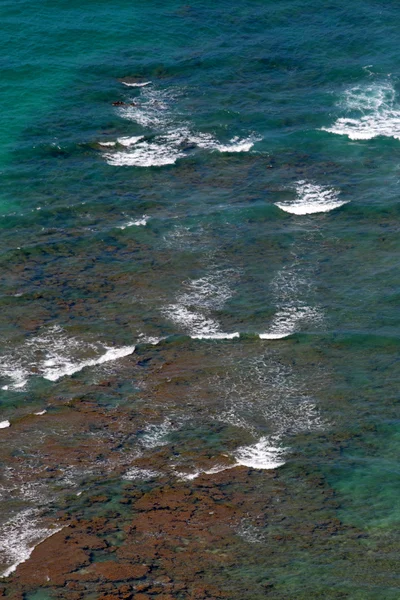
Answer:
top-left (1, 0), bottom-right (400, 597)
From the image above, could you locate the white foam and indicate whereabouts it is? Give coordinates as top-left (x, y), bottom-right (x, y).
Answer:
top-left (163, 271), bottom-right (237, 339)
top-left (106, 84), bottom-right (259, 168)
top-left (275, 181), bottom-right (347, 215)
top-left (259, 304), bottom-right (323, 340)
top-left (118, 86), bottom-right (171, 128)
top-left (0, 363), bottom-right (29, 391)
top-left (137, 334), bottom-right (163, 346)
top-left (121, 81), bottom-right (151, 87)
top-left (105, 141), bottom-right (182, 167)
top-left (42, 345), bottom-right (135, 382)
top-left (0, 421), bottom-right (10, 429)
top-left (322, 82), bottom-right (400, 140)
top-left (123, 466), bottom-right (159, 481)
top-left (0, 509), bottom-right (63, 578)
top-left (0, 326), bottom-right (135, 390)
top-left (118, 215), bottom-right (149, 229)
top-left (98, 141), bottom-right (116, 147)
top-left (234, 437), bottom-right (286, 469)
top-left (34, 410), bottom-right (46, 416)
top-left (117, 136), bottom-right (144, 147)
top-left (190, 332), bottom-right (239, 340)
top-left (192, 132), bottom-right (260, 153)
top-left (175, 463), bottom-right (234, 481)
top-left (259, 331), bottom-right (291, 340)
top-left (140, 418), bottom-right (179, 449)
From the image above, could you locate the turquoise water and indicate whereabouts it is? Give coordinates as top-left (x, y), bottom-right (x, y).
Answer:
top-left (1, 0), bottom-right (400, 596)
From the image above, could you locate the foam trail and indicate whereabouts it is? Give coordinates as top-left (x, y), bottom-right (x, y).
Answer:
top-left (275, 181), bottom-right (347, 215)
top-left (322, 82), bottom-right (400, 140)
top-left (234, 437), bottom-right (286, 469)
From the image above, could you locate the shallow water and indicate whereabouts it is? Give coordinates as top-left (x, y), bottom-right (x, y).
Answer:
top-left (1, 0), bottom-right (400, 597)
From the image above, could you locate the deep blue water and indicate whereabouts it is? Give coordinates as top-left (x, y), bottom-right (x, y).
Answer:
top-left (1, 1), bottom-right (400, 597)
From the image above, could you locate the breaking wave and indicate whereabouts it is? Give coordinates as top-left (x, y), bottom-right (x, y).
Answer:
top-left (0, 326), bottom-right (135, 391)
top-left (104, 84), bottom-right (260, 167)
top-left (275, 181), bottom-right (347, 215)
top-left (322, 81), bottom-right (400, 140)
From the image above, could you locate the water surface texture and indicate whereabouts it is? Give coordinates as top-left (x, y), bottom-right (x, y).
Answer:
top-left (1, 1), bottom-right (400, 598)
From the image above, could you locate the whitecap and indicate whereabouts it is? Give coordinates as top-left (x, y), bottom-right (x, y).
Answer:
top-left (106, 84), bottom-right (259, 168)
top-left (0, 421), bottom-right (10, 429)
top-left (105, 141), bottom-right (182, 167)
top-left (121, 81), bottom-right (152, 87)
top-left (117, 136), bottom-right (144, 147)
top-left (162, 271), bottom-right (236, 339)
top-left (190, 332), bottom-right (240, 340)
top-left (0, 326), bottom-right (135, 390)
top-left (234, 437), bottom-right (286, 470)
top-left (98, 141), bottom-right (116, 147)
top-left (118, 215), bottom-right (149, 229)
top-left (42, 345), bottom-right (135, 382)
top-left (34, 410), bottom-right (46, 416)
top-left (192, 132), bottom-right (260, 153)
top-left (259, 331), bottom-right (291, 340)
top-left (259, 304), bottom-right (323, 340)
top-left (322, 82), bottom-right (400, 140)
top-left (275, 181), bottom-right (347, 215)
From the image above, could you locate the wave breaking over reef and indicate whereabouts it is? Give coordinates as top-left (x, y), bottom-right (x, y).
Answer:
top-left (322, 81), bottom-right (400, 140)
top-left (0, 509), bottom-right (63, 578)
top-left (0, 326), bottom-right (135, 391)
top-left (104, 83), bottom-right (260, 167)
top-left (275, 181), bottom-right (347, 215)
top-left (162, 270), bottom-right (239, 339)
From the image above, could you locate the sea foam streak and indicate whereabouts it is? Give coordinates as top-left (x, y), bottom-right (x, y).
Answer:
top-left (275, 181), bottom-right (347, 215)
top-left (322, 81), bottom-right (400, 140)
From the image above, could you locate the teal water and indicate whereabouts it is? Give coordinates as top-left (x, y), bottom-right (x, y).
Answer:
top-left (1, 0), bottom-right (400, 597)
